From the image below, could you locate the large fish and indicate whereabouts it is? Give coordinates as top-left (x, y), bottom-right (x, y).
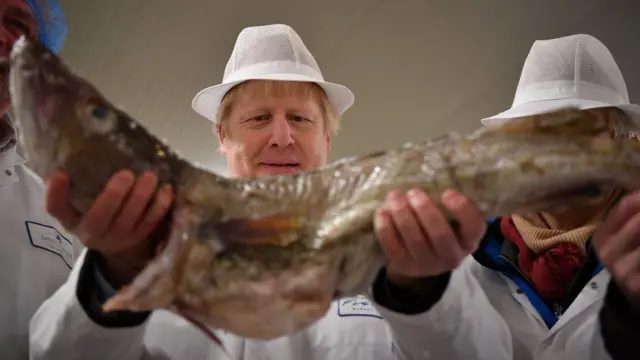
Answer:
top-left (9, 35), bottom-right (640, 347)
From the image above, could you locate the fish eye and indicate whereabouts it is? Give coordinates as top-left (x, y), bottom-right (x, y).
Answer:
top-left (91, 105), bottom-right (109, 119)
top-left (83, 101), bottom-right (117, 135)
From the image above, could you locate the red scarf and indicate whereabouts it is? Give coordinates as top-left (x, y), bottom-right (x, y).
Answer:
top-left (500, 216), bottom-right (586, 301)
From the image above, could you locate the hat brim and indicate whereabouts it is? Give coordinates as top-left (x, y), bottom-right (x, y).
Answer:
top-left (481, 98), bottom-right (640, 128)
top-left (191, 73), bottom-right (355, 123)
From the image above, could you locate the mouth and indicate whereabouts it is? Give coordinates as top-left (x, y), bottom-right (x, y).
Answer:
top-left (261, 163), bottom-right (299, 167)
top-left (259, 163), bottom-right (301, 174)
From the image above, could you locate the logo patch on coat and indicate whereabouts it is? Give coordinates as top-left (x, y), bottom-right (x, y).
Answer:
top-left (26, 221), bottom-right (73, 268)
top-left (337, 295), bottom-right (382, 319)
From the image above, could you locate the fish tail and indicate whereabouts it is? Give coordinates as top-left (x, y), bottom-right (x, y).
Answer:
top-left (102, 205), bottom-right (199, 313)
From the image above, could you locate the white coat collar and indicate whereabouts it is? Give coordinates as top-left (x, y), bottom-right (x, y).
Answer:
top-left (0, 144), bottom-right (25, 186)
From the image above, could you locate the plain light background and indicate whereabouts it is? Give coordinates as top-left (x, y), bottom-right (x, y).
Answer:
top-left (55, 0), bottom-right (640, 174)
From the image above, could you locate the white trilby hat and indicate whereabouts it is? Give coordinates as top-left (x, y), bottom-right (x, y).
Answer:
top-left (481, 34), bottom-right (640, 126)
top-left (191, 23), bottom-right (355, 123)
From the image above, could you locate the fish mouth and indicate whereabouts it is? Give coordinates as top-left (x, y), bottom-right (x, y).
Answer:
top-left (539, 183), bottom-right (605, 203)
top-left (6, 35), bottom-right (72, 171)
top-left (9, 37), bottom-right (63, 130)
top-left (511, 182), bottom-right (617, 215)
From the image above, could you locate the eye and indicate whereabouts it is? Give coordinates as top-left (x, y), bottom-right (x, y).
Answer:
top-left (289, 114), bottom-right (312, 123)
top-left (92, 105), bottom-right (109, 119)
top-left (252, 114), bottom-right (270, 121)
top-left (84, 102), bottom-right (117, 135)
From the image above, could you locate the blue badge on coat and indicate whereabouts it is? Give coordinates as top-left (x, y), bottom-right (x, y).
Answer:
top-left (25, 221), bottom-right (73, 268)
top-left (337, 295), bottom-right (383, 319)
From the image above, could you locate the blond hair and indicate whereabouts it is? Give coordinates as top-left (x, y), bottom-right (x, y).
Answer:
top-left (215, 80), bottom-right (339, 136)
top-left (606, 107), bottom-right (640, 140)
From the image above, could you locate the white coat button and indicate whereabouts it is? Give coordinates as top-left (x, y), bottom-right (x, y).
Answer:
top-left (516, 288), bottom-right (524, 294)
top-left (590, 282), bottom-right (599, 290)
top-left (4, 169), bottom-right (11, 176)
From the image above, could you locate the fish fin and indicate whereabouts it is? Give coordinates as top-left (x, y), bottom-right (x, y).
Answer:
top-left (102, 205), bottom-right (199, 313)
top-left (174, 305), bottom-right (231, 359)
top-left (206, 214), bottom-right (306, 248)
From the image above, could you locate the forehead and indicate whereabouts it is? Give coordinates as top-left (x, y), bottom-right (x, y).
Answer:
top-left (232, 80), bottom-right (324, 107)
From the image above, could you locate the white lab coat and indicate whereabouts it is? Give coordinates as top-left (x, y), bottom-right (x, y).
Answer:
top-left (465, 218), bottom-right (617, 360)
top-left (29, 250), bottom-right (512, 360)
top-left (468, 259), bottom-right (612, 360)
top-left (0, 147), bottom-right (81, 360)
top-left (27, 216), bottom-right (619, 360)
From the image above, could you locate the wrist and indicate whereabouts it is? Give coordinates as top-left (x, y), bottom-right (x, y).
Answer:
top-left (96, 252), bottom-right (144, 289)
top-left (76, 250), bottom-right (152, 328)
top-left (386, 269), bottom-right (427, 288)
top-left (373, 268), bottom-right (451, 315)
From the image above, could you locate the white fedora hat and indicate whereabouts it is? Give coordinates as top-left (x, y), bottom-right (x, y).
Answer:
top-left (191, 23), bottom-right (355, 123)
top-left (481, 34), bottom-right (640, 127)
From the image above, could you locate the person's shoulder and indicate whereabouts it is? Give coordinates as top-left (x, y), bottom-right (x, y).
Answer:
top-left (15, 163), bottom-right (46, 191)
top-left (10, 163), bottom-right (51, 210)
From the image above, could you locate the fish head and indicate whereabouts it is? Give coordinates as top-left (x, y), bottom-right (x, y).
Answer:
top-left (9, 36), bottom-right (124, 175)
top-left (476, 108), bottom-right (640, 214)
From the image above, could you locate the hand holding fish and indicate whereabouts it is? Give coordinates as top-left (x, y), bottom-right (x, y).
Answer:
top-left (45, 169), bottom-right (174, 286)
top-left (374, 189), bottom-right (487, 285)
top-left (593, 190), bottom-right (640, 308)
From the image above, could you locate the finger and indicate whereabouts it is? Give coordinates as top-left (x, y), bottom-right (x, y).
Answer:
top-left (595, 191), bottom-right (640, 244)
top-left (133, 183), bottom-right (174, 240)
top-left (112, 172), bottom-right (159, 234)
top-left (611, 246), bottom-right (640, 296)
top-left (374, 208), bottom-right (408, 265)
top-left (80, 170), bottom-right (136, 237)
top-left (440, 189), bottom-right (487, 253)
top-left (44, 171), bottom-right (82, 229)
top-left (597, 212), bottom-right (640, 265)
top-left (387, 191), bottom-right (431, 261)
top-left (407, 189), bottom-right (465, 265)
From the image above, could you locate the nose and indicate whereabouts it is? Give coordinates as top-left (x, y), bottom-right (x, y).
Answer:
top-left (268, 113), bottom-right (294, 148)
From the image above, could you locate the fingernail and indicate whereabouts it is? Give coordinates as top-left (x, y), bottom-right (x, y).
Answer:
top-left (160, 184), bottom-right (173, 196)
top-left (114, 170), bottom-right (135, 185)
top-left (441, 190), bottom-right (463, 208)
top-left (387, 191), bottom-right (403, 209)
top-left (407, 188), bottom-right (422, 198)
top-left (141, 171), bottom-right (157, 182)
top-left (408, 193), bottom-right (423, 208)
top-left (375, 208), bottom-right (388, 224)
top-left (387, 191), bottom-right (400, 200)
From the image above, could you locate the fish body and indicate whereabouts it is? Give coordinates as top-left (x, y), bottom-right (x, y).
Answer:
top-left (9, 35), bottom-right (640, 344)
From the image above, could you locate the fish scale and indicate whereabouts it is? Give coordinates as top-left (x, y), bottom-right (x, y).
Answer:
top-left (9, 35), bottom-right (640, 352)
